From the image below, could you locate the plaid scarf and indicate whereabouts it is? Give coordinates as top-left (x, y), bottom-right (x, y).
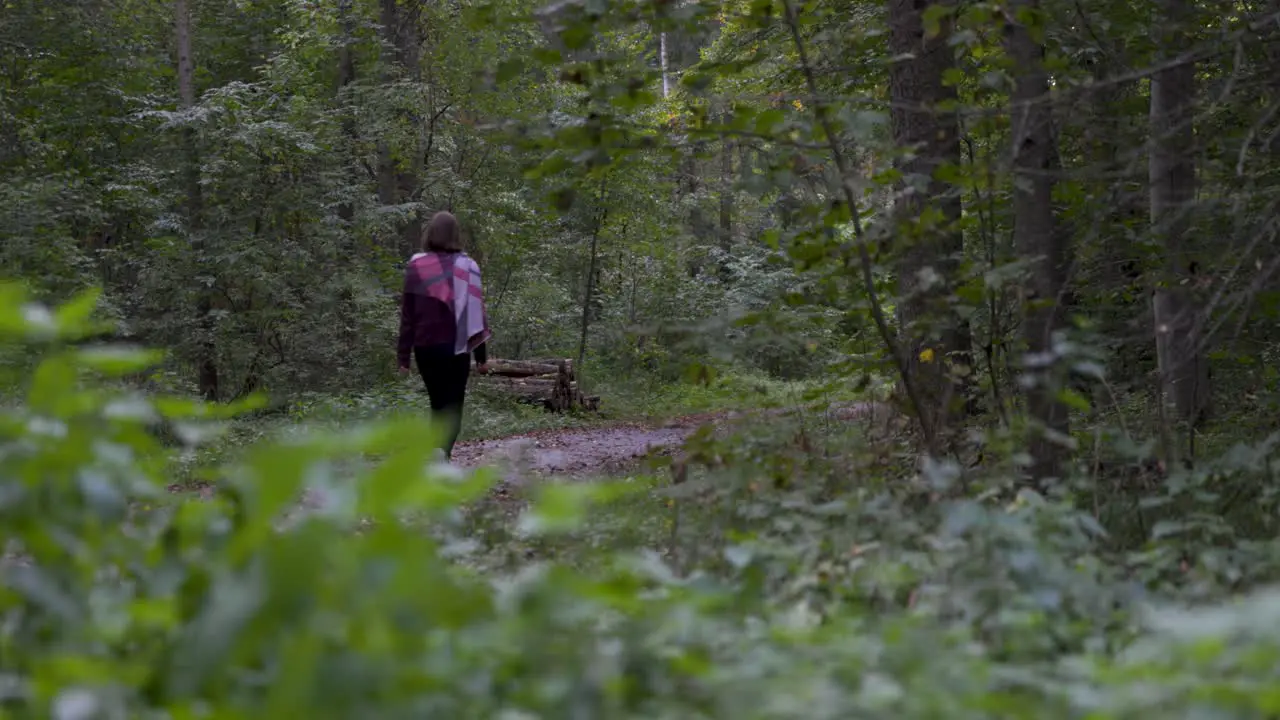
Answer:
top-left (407, 251), bottom-right (492, 355)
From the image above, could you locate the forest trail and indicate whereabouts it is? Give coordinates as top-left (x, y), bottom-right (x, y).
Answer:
top-left (169, 400), bottom-right (881, 529)
top-left (450, 401), bottom-right (878, 480)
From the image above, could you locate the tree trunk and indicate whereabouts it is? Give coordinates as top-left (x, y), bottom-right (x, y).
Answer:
top-left (718, 115), bottom-right (734, 280)
top-left (175, 0), bottom-right (219, 402)
top-left (1006, 0), bottom-right (1069, 482)
top-left (888, 0), bottom-right (972, 437)
top-left (336, 0), bottom-right (359, 224)
top-left (1268, 1), bottom-right (1280, 164)
top-left (577, 185), bottom-right (607, 387)
top-left (1079, 46), bottom-right (1149, 386)
top-left (681, 138), bottom-right (709, 277)
top-left (1149, 0), bottom-right (1209, 463)
top-left (377, 0), bottom-right (424, 258)
top-left (659, 31), bottom-right (670, 99)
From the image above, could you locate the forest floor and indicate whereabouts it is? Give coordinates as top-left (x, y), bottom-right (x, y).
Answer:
top-left (449, 400), bottom-right (877, 480)
top-left (253, 399), bottom-right (881, 529)
top-left (159, 371), bottom-right (884, 534)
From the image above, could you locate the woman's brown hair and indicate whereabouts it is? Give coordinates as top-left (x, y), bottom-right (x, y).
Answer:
top-left (422, 211), bottom-right (463, 253)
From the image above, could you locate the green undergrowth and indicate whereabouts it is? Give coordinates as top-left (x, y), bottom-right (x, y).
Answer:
top-left (587, 365), bottom-right (874, 421)
top-left (171, 362), bottom-right (866, 487)
top-left (11, 289), bottom-right (1280, 717)
top-left (459, 410), bottom-right (899, 575)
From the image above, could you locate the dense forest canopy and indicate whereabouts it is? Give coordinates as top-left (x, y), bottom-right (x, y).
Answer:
top-left (4, 0), bottom-right (1280, 715)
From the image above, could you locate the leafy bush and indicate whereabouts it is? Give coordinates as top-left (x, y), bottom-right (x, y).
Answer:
top-left (6, 286), bottom-right (1280, 718)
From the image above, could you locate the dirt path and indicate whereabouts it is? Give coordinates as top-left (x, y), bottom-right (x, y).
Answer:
top-left (451, 424), bottom-right (691, 477)
top-left (161, 400), bottom-right (879, 526)
top-left (450, 401), bottom-right (877, 480)
top-left (0, 401), bottom-right (882, 564)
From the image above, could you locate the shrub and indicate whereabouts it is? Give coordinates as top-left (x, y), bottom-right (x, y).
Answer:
top-left (5, 285), bottom-right (1280, 718)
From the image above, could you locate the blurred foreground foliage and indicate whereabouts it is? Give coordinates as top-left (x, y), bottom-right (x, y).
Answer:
top-left (6, 287), bottom-right (1280, 717)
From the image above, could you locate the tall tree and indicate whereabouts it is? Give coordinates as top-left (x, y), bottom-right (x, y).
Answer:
top-left (1149, 0), bottom-right (1209, 462)
top-left (175, 0), bottom-right (219, 402)
top-left (1006, 0), bottom-right (1069, 481)
top-left (336, 0), bottom-right (360, 224)
top-left (888, 0), bottom-right (971, 436)
top-left (1077, 30), bottom-right (1148, 387)
top-left (377, 0), bottom-right (425, 258)
top-left (577, 178), bottom-right (609, 385)
top-left (718, 120), bottom-right (734, 281)
top-left (660, 31), bottom-right (671, 98)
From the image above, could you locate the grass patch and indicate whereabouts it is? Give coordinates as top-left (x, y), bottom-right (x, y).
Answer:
top-left (167, 365), bottom-right (862, 487)
top-left (590, 365), bottom-right (875, 422)
top-left (453, 409), bottom-right (899, 576)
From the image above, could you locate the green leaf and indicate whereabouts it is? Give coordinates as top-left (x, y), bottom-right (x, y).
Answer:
top-left (399, 464), bottom-right (496, 512)
top-left (531, 47), bottom-right (562, 64)
top-left (517, 481), bottom-right (598, 535)
top-left (1151, 520), bottom-right (1187, 539)
top-left (561, 23), bottom-right (591, 50)
top-left (1058, 387), bottom-right (1091, 413)
top-left (682, 361), bottom-right (719, 385)
top-left (921, 2), bottom-right (955, 39)
top-left (74, 345), bottom-right (164, 376)
top-left (933, 161), bottom-right (964, 185)
top-left (352, 417), bottom-right (456, 516)
top-left (0, 282), bottom-right (30, 336)
top-left (28, 354), bottom-right (78, 415)
top-left (496, 58), bottom-right (524, 84)
top-left (822, 202), bottom-right (851, 228)
top-left (679, 71), bottom-right (714, 91)
top-left (754, 109), bottom-right (785, 134)
top-left (54, 287), bottom-right (102, 334)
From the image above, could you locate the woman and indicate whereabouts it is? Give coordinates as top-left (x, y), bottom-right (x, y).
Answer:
top-left (397, 211), bottom-right (493, 460)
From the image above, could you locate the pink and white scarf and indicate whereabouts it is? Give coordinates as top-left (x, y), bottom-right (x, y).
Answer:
top-left (408, 251), bottom-right (492, 355)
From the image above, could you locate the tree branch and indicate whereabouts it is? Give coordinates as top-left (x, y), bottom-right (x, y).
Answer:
top-left (780, 0), bottom-right (937, 453)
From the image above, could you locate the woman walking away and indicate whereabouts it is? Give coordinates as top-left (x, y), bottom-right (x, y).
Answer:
top-left (397, 211), bottom-right (493, 460)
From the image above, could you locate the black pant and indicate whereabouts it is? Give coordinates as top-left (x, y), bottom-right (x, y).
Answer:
top-left (414, 344), bottom-right (471, 459)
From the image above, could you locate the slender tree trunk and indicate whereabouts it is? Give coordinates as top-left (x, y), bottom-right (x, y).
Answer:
top-left (660, 32), bottom-right (670, 99)
top-left (718, 117), bottom-right (733, 280)
top-left (175, 0), bottom-right (219, 402)
top-left (1080, 49), bottom-right (1149, 386)
top-left (1268, 1), bottom-right (1280, 164)
top-left (1006, 0), bottom-right (1068, 482)
top-left (577, 191), bottom-right (608, 386)
top-left (888, 0), bottom-right (972, 436)
top-left (682, 141), bottom-right (708, 277)
top-left (377, 0), bottom-right (424, 258)
top-left (336, 0), bottom-right (359, 225)
top-left (1149, 0), bottom-right (1208, 464)
top-left (375, 0), bottom-right (399, 227)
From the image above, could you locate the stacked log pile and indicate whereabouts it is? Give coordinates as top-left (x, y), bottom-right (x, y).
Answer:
top-left (475, 358), bottom-right (600, 412)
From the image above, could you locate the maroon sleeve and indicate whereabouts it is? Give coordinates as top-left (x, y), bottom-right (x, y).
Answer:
top-left (397, 271), bottom-right (415, 369)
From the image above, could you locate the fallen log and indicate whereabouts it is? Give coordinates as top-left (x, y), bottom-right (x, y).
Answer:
top-left (475, 377), bottom-right (576, 394)
top-left (486, 359), bottom-right (575, 380)
top-left (525, 357), bottom-right (575, 369)
top-left (474, 358), bottom-right (594, 412)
